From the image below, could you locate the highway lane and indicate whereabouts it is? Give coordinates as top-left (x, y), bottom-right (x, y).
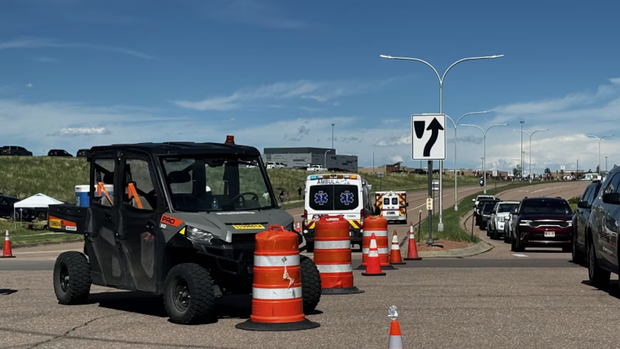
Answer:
top-left (466, 181), bottom-right (589, 260)
top-left (1, 263), bottom-right (617, 348)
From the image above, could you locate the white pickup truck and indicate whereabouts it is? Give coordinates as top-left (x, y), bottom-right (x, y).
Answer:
top-left (306, 164), bottom-right (327, 171)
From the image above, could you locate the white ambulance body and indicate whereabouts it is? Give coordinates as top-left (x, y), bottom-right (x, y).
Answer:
top-left (302, 173), bottom-right (372, 252)
top-left (374, 191), bottom-right (408, 224)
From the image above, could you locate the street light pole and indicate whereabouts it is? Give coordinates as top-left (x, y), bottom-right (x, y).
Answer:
top-left (461, 123), bottom-right (508, 194)
top-left (519, 121), bottom-right (524, 179)
top-left (586, 134), bottom-right (613, 176)
top-left (324, 149), bottom-right (330, 168)
top-left (380, 54), bottom-right (503, 232)
top-left (331, 123), bottom-right (335, 150)
top-left (514, 129), bottom-right (549, 184)
top-left (445, 110), bottom-right (491, 211)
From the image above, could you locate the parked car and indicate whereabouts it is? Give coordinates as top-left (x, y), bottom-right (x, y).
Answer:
top-left (473, 194), bottom-right (496, 209)
top-left (504, 206), bottom-right (518, 243)
top-left (0, 195), bottom-right (20, 219)
top-left (488, 200), bottom-right (520, 240)
top-left (509, 196), bottom-right (573, 252)
top-left (306, 164), bottom-right (327, 172)
top-left (585, 167), bottom-right (620, 287)
top-left (572, 180), bottom-right (602, 265)
top-left (48, 149), bottom-right (73, 157)
top-left (1, 146), bottom-right (33, 156)
top-left (480, 200), bottom-right (499, 231)
top-left (266, 162), bottom-right (285, 169)
top-left (76, 149), bottom-right (91, 157)
top-left (474, 197), bottom-right (499, 226)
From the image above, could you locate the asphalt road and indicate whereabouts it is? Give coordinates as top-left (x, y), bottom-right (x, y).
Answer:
top-left (3, 180), bottom-right (612, 349)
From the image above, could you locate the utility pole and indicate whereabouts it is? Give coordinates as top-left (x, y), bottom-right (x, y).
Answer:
top-left (520, 121), bottom-right (524, 179)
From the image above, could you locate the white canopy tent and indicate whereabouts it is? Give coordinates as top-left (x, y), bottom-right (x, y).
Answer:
top-left (14, 193), bottom-right (63, 209)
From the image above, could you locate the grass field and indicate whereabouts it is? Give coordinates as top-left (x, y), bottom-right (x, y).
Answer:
top-left (417, 181), bottom-right (552, 244)
top-left (0, 156), bottom-right (482, 203)
top-left (1, 219), bottom-right (82, 247)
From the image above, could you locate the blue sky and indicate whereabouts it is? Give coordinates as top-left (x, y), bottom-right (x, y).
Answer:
top-left (1, 0), bottom-right (620, 174)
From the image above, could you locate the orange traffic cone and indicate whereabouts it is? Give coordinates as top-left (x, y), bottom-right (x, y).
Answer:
top-left (362, 233), bottom-right (385, 276)
top-left (294, 221), bottom-right (301, 233)
top-left (388, 306), bottom-right (403, 349)
top-left (389, 230), bottom-right (405, 265)
top-left (2, 228), bottom-right (14, 258)
top-left (404, 223), bottom-right (421, 261)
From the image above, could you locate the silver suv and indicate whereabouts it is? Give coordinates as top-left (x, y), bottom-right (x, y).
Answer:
top-left (488, 200), bottom-right (520, 240)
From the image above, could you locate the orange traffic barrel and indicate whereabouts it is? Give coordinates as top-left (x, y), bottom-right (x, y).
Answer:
top-left (314, 215), bottom-right (364, 295)
top-left (356, 216), bottom-right (396, 270)
top-left (236, 225), bottom-right (320, 331)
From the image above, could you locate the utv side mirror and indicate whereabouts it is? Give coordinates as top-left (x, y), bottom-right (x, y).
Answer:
top-left (577, 200), bottom-right (590, 209)
top-left (602, 192), bottom-right (620, 205)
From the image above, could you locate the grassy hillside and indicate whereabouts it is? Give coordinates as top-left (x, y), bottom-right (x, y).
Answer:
top-left (0, 156), bottom-right (482, 203)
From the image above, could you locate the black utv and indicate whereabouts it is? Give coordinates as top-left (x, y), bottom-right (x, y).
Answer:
top-left (48, 136), bottom-right (321, 324)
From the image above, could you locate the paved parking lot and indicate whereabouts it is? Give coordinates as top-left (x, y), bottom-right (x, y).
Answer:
top-left (4, 181), bottom-right (618, 349)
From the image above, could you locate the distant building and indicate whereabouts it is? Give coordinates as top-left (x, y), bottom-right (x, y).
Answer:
top-left (262, 147), bottom-right (358, 172)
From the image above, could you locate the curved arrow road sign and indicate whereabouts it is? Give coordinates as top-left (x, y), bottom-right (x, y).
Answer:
top-left (411, 113), bottom-right (447, 160)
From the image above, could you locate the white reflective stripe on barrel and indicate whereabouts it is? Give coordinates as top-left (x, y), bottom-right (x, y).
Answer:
top-left (254, 255), bottom-right (300, 267)
top-left (315, 240), bottom-right (351, 250)
top-left (362, 248), bottom-right (389, 254)
top-left (363, 230), bottom-right (388, 237)
top-left (252, 286), bottom-right (303, 299)
top-left (316, 264), bottom-right (353, 273)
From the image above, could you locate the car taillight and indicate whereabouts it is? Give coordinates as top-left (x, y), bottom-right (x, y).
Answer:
top-left (303, 209), bottom-right (307, 220)
top-left (360, 208), bottom-right (365, 220)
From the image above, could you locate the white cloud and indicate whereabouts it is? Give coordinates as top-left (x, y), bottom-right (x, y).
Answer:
top-left (48, 127), bottom-right (111, 137)
top-left (25, 83), bottom-right (33, 88)
top-left (389, 155), bottom-right (404, 163)
top-left (32, 57), bottom-right (60, 63)
top-left (0, 37), bottom-right (155, 60)
top-left (173, 77), bottom-right (403, 111)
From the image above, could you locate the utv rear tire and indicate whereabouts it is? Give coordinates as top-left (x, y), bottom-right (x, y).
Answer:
top-left (53, 251), bottom-right (92, 305)
top-left (300, 255), bottom-right (321, 314)
top-left (163, 263), bottom-right (216, 324)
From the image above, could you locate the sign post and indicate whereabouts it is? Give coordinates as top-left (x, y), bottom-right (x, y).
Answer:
top-left (412, 113), bottom-right (447, 246)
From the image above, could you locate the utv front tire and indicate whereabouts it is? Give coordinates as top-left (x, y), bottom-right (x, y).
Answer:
top-left (163, 263), bottom-right (216, 324)
top-left (53, 251), bottom-right (92, 305)
top-left (300, 255), bottom-right (321, 314)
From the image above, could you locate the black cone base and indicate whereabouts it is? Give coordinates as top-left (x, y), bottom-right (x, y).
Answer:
top-left (321, 286), bottom-right (365, 295)
top-left (355, 264), bottom-right (367, 270)
top-left (391, 261), bottom-right (406, 265)
top-left (236, 318), bottom-right (320, 331)
top-left (382, 265), bottom-right (398, 270)
top-left (404, 257), bottom-right (422, 260)
top-left (0, 256), bottom-right (15, 258)
top-left (361, 272), bottom-right (386, 276)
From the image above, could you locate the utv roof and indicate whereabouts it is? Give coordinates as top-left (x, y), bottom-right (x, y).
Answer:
top-left (89, 141), bottom-right (261, 157)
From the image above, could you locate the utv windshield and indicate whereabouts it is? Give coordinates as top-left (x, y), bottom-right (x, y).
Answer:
top-left (161, 155), bottom-right (277, 212)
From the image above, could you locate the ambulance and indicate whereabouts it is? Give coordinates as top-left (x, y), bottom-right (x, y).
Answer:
top-left (302, 173), bottom-right (373, 252)
top-left (374, 191), bottom-right (408, 224)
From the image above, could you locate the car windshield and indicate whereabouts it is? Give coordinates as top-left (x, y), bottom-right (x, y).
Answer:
top-left (521, 200), bottom-right (572, 215)
top-left (161, 155), bottom-right (276, 212)
top-left (497, 203), bottom-right (519, 213)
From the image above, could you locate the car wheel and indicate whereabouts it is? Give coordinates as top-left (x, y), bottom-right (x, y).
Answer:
top-left (163, 263), bottom-right (216, 324)
top-left (300, 255), bottom-right (322, 314)
top-left (587, 238), bottom-right (610, 287)
top-left (53, 251), bottom-right (92, 305)
top-left (511, 232), bottom-right (524, 252)
top-left (36, 211), bottom-right (47, 221)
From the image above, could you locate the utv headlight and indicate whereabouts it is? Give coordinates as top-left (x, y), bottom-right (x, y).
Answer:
top-left (185, 225), bottom-right (214, 243)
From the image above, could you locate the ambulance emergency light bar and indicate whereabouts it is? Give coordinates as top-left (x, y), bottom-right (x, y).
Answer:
top-left (309, 174), bottom-right (358, 180)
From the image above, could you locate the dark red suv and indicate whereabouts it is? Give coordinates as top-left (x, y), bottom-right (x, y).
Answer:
top-left (509, 197), bottom-right (573, 252)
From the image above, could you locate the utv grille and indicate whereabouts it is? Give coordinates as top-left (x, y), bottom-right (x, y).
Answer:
top-left (232, 233), bottom-right (257, 244)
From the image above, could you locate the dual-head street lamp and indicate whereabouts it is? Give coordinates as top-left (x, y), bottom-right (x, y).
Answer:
top-left (513, 129), bottom-right (549, 183)
top-left (460, 123), bottom-right (508, 194)
top-left (445, 110), bottom-right (491, 211)
top-left (586, 134), bottom-right (613, 175)
top-left (380, 53), bottom-right (504, 232)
